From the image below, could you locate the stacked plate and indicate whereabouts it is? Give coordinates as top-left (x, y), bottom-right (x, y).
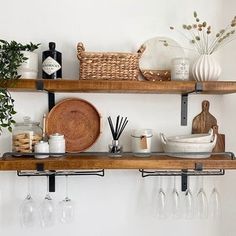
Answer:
top-left (160, 129), bottom-right (217, 158)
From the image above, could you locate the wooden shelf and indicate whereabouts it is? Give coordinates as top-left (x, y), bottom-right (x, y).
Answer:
top-left (0, 153), bottom-right (235, 171)
top-left (200, 81), bottom-right (236, 94)
top-left (3, 79), bottom-right (236, 94)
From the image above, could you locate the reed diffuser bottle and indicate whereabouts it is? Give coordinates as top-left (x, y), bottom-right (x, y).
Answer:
top-left (107, 116), bottom-right (128, 157)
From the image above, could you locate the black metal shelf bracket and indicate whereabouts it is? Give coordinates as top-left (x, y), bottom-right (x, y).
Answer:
top-left (48, 92), bottom-right (55, 112)
top-left (180, 82), bottom-right (204, 126)
top-left (36, 80), bottom-right (44, 91)
top-left (195, 82), bottom-right (203, 93)
top-left (181, 94), bottom-right (188, 126)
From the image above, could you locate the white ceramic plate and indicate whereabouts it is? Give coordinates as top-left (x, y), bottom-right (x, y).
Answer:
top-left (139, 36), bottom-right (185, 80)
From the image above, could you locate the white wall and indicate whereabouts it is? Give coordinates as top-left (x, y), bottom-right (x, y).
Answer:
top-left (219, 0), bottom-right (236, 235)
top-left (1, 0), bottom-right (236, 235)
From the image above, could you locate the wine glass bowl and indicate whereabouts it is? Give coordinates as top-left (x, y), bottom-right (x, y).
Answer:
top-left (58, 197), bottom-right (74, 224)
top-left (156, 177), bottom-right (167, 219)
top-left (19, 194), bottom-right (38, 227)
top-left (19, 177), bottom-right (38, 228)
top-left (196, 176), bottom-right (208, 219)
top-left (209, 187), bottom-right (221, 219)
top-left (58, 175), bottom-right (74, 224)
top-left (170, 176), bottom-right (181, 219)
top-left (40, 176), bottom-right (55, 227)
top-left (183, 177), bottom-right (194, 219)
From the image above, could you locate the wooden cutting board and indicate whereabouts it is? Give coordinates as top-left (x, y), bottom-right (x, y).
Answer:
top-left (212, 125), bottom-right (225, 152)
top-left (192, 100), bottom-right (217, 134)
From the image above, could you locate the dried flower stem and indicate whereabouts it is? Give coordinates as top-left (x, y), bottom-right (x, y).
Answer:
top-left (169, 12), bottom-right (236, 55)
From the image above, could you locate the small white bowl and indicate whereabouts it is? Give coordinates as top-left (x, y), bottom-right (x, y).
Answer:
top-left (160, 133), bottom-right (217, 158)
top-left (166, 129), bottom-right (213, 143)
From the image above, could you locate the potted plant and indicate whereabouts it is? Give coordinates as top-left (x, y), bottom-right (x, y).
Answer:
top-left (0, 39), bottom-right (40, 133)
top-left (17, 42), bottom-right (41, 79)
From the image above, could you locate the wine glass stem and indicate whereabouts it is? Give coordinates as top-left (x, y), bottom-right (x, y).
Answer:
top-left (200, 175), bottom-right (204, 189)
top-left (65, 175), bottom-right (69, 199)
top-left (47, 176), bottom-right (49, 195)
top-left (27, 176), bottom-right (31, 197)
top-left (159, 176), bottom-right (163, 189)
top-left (174, 176), bottom-right (176, 189)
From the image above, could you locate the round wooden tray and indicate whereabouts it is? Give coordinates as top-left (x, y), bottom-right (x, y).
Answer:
top-left (46, 98), bottom-right (101, 152)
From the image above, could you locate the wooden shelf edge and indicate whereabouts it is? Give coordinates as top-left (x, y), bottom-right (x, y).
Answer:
top-left (0, 154), bottom-right (235, 171)
top-left (44, 80), bottom-right (196, 94)
top-left (4, 79), bottom-right (194, 94)
top-left (3, 79), bottom-right (236, 94)
top-left (200, 81), bottom-right (236, 94)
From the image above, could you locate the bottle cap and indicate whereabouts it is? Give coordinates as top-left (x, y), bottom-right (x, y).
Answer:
top-left (49, 42), bottom-right (56, 50)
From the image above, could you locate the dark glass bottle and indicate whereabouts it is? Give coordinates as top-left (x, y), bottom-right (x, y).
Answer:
top-left (42, 42), bottom-right (62, 79)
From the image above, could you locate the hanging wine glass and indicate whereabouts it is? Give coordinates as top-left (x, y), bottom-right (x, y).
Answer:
top-left (19, 176), bottom-right (38, 227)
top-left (58, 175), bottom-right (74, 224)
top-left (183, 176), bottom-right (194, 219)
top-left (170, 176), bottom-right (181, 219)
top-left (39, 176), bottom-right (55, 227)
top-left (196, 176), bottom-right (208, 219)
top-left (156, 176), bottom-right (167, 219)
top-left (209, 178), bottom-right (221, 219)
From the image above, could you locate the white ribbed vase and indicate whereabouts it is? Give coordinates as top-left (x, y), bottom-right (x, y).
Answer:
top-left (192, 54), bottom-right (221, 81)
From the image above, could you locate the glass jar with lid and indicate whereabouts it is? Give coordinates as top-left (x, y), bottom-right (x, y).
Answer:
top-left (12, 116), bottom-right (42, 153)
top-left (131, 129), bottom-right (153, 157)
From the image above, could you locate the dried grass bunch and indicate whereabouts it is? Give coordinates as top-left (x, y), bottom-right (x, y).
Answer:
top-left (167, 11), bottom-right (236, 55)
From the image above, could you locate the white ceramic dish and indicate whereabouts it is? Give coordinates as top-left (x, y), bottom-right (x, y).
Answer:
top-left (139, 36), bottom-right (185, 71)
top-left (166, 129), bottom-right (213, 143)
top-left (160, 133), bottom-right (217, 158)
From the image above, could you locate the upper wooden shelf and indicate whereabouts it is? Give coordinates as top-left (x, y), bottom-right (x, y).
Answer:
top-left (0, 153), bottom-right (235, 171)
top-left (2, 79), bottom-right (236, 94)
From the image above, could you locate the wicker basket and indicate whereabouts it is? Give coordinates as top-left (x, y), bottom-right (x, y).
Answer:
top-left (77, 42), bottom-right (145, 80)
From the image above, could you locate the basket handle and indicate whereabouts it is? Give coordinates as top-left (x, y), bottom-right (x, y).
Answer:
top-left (77, 42), bottom-right (85, 60)
top-left (137, 44), bottom-right (146, 57)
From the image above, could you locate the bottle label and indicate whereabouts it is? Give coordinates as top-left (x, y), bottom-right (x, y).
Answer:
top-left (42, 56), bottom-right (61, 75)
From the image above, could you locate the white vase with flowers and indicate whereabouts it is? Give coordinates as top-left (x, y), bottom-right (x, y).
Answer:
top-left (169, 11), bottom-right (236, 81)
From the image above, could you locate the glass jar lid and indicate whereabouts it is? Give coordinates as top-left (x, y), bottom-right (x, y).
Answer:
top-left (49, 133), bottom-right (64, 139)
top-left (15, 116), bottom-right (40, 127)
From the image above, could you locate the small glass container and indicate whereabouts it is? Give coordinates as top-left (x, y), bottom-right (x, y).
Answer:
top-left (131, 129), bottom-right (153, 157)
top-left (171, 57), bottom-right (190, 81)
top-left (108, 140), bottom-right (123, 157)
top-left (12, 116), bottom-right (42, 153)
top-left (34, 141), bottom-right (49, 159)
top-left (49, 133), bottom-right (65, 156)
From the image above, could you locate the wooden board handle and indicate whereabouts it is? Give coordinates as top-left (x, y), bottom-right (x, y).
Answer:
top-left (202, 100), bottom-right (210, 112)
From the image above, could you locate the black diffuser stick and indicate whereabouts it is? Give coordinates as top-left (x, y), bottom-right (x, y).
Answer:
top-left (108, 116), bottom-right (115, 139)
top-left (108, 115), bottom-right (128, 141)
top-left (117, 119), bottom-right (128, 140)
top-left (115, 115), bottom-right (120, 139)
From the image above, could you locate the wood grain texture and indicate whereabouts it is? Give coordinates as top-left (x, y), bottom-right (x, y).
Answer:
top-left (192, 100), bottom-right (217, 134)
top-left (0, 153), bottom-right (235, 171)
top-left (5, 79), bottom-right (195, 93)
top-left (5, 79), bottom-right (236, 94)
top-left (46, 98), bottom-right (101, 152)
top-left (201, 81), bottom-right (236, 94)
top-left (44, 80), bottom-right (196, 94)
top-left (212, 125), bottom-right (225, 152)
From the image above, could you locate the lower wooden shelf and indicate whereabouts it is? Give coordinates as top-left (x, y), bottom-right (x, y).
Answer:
top-left (0, 152), bottom-right (235, 171)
